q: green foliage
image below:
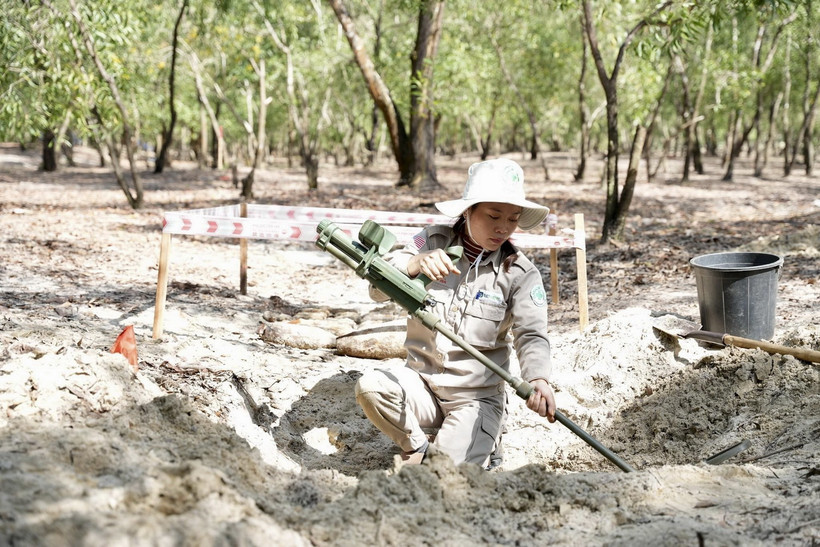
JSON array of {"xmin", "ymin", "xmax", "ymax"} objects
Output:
[
  {"xmin": 0, "ymin": 0, "xmax": 817, "ymax": 170},
  {"xmin": 0, "ymin": 2, "xmax": 74, "ymax": 142}
]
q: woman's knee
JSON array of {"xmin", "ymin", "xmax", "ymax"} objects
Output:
[
  {"xmin": 355, "ymin": 369, "xmax": 385, "ymax": 397},
  {"xmin": 355, "ymin": 369, "xmax": 400, "ymax": 408}
]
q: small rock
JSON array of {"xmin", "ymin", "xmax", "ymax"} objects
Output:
[
  {"xmin": 257, "ymin": 321, "xmax": 336, "ymax": 350},
  {"xmin": 295, "ymin": 317, "xmax": 358, "ymax": 336},
  {"xmin": 263, "ymin": 310, "xmax": 291, "ymax": 322},
  {"xmin": 335, "ymin": 320, "xmax": 407, "ymax": 359},
  {"xmin": 54, "ymin": 302, "xmax": 78, "ymax": 318},
  {"xmin": 295, "ymin": 308, "xmax": 330, "ymax": 320}
]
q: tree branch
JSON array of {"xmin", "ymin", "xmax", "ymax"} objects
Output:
[{"xmin": 612, "ymin": 0, "xmax": 674, "ymax": 82}]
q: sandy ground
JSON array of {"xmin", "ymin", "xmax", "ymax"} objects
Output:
[{"xmin": 0, "ymin": 143, "xmax": 819, "ymax": 546}]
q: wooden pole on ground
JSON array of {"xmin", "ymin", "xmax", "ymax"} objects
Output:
[
  {"xmin": 239, "ymin": 200, "xmax": 248, "ymax": 295},
  {"xmin": 575, "ymin": 213, "xmax": 589, "ymax": 331},
  {"xmin": 152, "ymin": 232, "xmax": 172, "ymax": 339},
  {"xmin": 548, "ymin": 213, "xmax": 559, "ymax": 304}
]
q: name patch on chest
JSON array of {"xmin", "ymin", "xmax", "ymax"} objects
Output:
[{"xmin": 475, "ymin": 289, "xmax": 505, "ymax": 307}]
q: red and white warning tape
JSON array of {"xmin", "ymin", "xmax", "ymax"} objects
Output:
[{"xmin": 161, "ymin": 204, "xmax": 583, "ymax": 250}]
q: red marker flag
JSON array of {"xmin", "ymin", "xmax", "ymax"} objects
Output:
[{"xmin": 111, "ymin": 325, "xmax": 138, "ymax": 372}]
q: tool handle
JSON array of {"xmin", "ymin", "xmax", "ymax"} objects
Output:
[
  {"xmin": 553, "ymin": 410, "xmax": 636, "ymax": 473},
  {"xmin": 723, "ymin": 334, "xmax": 820, "ymax": 363}
]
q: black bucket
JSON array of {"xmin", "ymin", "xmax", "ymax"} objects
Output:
[{"xmin": 690, "ymin": 252, "xmax": 784, "ymax": 340}]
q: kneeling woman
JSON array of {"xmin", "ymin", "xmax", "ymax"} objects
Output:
[{"xmin": 356, "ymin": 158, "xmax": 556, "ymax": 468}]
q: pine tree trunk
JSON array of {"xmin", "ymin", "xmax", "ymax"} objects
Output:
[
  {"xmin": 155, "ymin": 0, "xmax": 187, "ymax": 173},
  {"xmin": 612, "ymin": 125, "xmax": 647, "ymax": 240},
  {"xmin": 575, "ymin": 15, "xmax": 590, "ymax": 182},
  {"xmin": 406, "ymin": 0, "xmax": 444, "ymax": 190},
  {"xmin": 69, "ymin": 0, "xmax": 143, "ymax": 208},
  {"xmin": 42, "ymin": 130, "xmax": 58, "ymax": 172}
]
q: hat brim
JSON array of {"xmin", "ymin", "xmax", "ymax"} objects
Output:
[{"xmin": 435, "ymin": 198, "xmax": 549, "ymax": 230}]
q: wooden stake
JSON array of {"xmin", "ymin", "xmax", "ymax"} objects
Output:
[
  {"xmin": 575, "ymin": 214, "xmax": 589, "ymax": 331},
  {"xmin": 549, "ymin": 213, "xmax": 559, "ymax": 304},
  {"xmin": 152, "ymin": 232, "xmax": 172, "ymax": 340},
  {"xmin": 240, "ymin": 200, "xmax": 248, "ymax": 295}
]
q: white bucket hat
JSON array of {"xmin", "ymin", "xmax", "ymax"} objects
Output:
[{"xmin": 435, "ymin": 158, "xmax": 549, "ymax": 230}]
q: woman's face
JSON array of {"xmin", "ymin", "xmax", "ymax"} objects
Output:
[{"xmin": 466, "ymin": 202, "xmax": 522, "ymax": 251}]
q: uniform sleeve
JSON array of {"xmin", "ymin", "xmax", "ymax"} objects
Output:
[
  {"xmin": 509, "ymin": 266, "xmax": 552, "ymax": 383},
  {"xmin": 386, "ymin": 227, "xmax": 429, "ymax": 273}
]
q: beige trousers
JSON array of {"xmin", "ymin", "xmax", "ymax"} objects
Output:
[{"xmin": 355, "ymin": 365, "xmax": 504, "ymax": 467}]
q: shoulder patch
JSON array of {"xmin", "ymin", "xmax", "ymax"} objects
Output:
[{"xmin": 530, "ymin": 285, "xmax": 547, "ymax": 307}]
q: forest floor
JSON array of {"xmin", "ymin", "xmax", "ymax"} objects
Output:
[{"xmin": 0, "ymin": 143, "xmax": 818, "ymax": 546}]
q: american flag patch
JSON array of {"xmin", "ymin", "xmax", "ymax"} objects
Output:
[{"xmin": 412, "ymin": 230, "xmax": 426, "ymax": 249}]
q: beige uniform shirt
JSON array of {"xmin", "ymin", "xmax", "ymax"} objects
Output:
[{"xmin": 380, "ymin": 225, "xmax": 552, "ymax": 399}]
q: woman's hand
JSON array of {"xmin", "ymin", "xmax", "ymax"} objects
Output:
[
  {"xmin": 526, "ymin": 379, "xmax": 556, "ymax": 423},
  {"xmin": 407, "ymin": 249, "xmax": 461, "ymax": 282}
]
